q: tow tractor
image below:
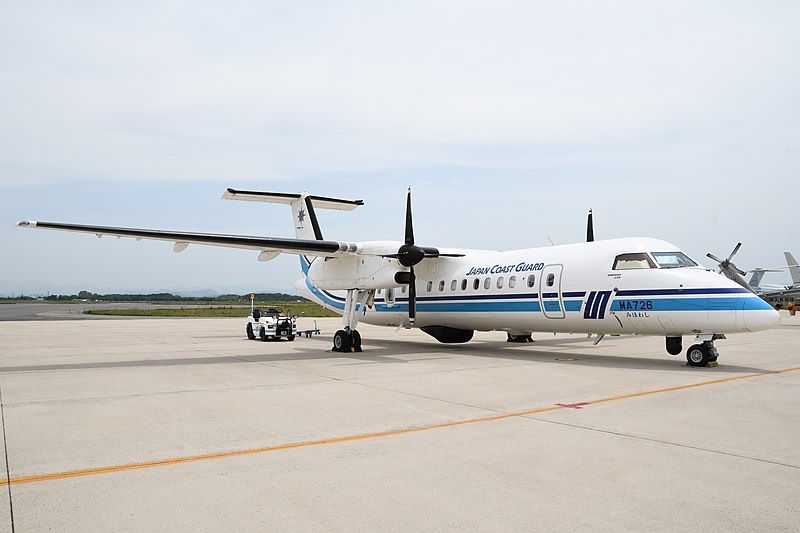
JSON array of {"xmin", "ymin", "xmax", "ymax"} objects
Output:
[{"xmin": 246, "ymin": 307, "xmax": 298, "ymax": 342}]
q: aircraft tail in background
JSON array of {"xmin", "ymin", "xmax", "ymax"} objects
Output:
[
  {"xmin": 785, "ymin": 252, "xmax": 800, "ymax": 286},
  {"xmin": 748, "ymin": 270, "xmax": 767, "ymax": 290}
]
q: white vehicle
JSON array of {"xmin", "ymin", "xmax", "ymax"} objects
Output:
[{"xmin": 246, "ymin": 308, "xmax": 297, "ymax": 342}]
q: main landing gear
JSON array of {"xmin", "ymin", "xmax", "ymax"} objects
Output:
[{"xmin": 332, "ymin": 289, "xmax": 373, "ymax": 353}]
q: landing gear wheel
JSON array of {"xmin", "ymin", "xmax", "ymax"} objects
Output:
[
  {"xmin": 351, "ymin": 330, "xmax": 362, "ymax": 352},
  {"xmin": 246, "ymin": 323, "xmax": 255, "ymax": 340},
  {"xmin": 507, "ymin": 333, "xmax": 533, "ymax": 343},
  {"xmin": 686, "ymin": 344, "xmax": 711, "ymax": 367},
  {"xmin": 333, "ymin": 329, "xmax": 351, "ymax": 352}
]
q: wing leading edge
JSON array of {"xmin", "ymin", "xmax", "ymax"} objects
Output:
[{"xmin": 16, "ymin": 221, "xmax": 355, "ymax": 257}]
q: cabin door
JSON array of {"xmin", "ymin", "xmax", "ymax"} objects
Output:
[{"xmin": 539, "ymin": 264, "xmax": 565, "ymax": 319}]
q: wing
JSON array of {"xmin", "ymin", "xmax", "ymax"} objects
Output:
[{"xmin": 16, "ymin": 221, "xmax": 357, "ymax": 257}]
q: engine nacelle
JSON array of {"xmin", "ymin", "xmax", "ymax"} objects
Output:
[{"xmin": 308, "ymin": 255, "xmax": 404, "ymax": 290}]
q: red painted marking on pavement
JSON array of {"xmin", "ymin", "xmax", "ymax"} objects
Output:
[{"xmin": 555, "ymin": 402, "xmax": 589, "ymax": 409}]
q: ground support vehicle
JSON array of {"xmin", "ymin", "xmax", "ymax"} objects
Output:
[{"xmin": 246, "ymin": 308, "xmax": 297, "ymax": 341}]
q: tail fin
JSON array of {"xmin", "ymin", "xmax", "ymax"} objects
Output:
[
  {"xmin": 748, "ymin": 270, "xmax": 766, "ymax": 290},
  {"xmin": 222, "ymin": 189, "xmax": 363, "ymax": 241},
  {"xmin": 785, "ymin": 252, "xmax": 800, "ymax": 285}
]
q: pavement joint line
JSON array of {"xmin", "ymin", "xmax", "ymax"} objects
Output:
[
  {"xmin": 3, "ymin": 365, "xmax": 799, "ymax": 487},
  {"xmin": 522, "ymin": 415, "xmax": 800, "ymax": 470}
]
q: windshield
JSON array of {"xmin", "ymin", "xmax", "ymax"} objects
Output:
[{"xmin": 651, "ymin": 251, "xmax": 698, "ymax": 269}]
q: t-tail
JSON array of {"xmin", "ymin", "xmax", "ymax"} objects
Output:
[{"xmin": 222, "ymin": 188, "xmax": 364, "ymax": 274}]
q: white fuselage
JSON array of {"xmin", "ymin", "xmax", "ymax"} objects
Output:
[{"xmin": 297, "ymin": 237, "xmax": 780, "ymax": 337}]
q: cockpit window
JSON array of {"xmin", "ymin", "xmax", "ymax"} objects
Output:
[
  {"xmin": 613, "ymin": 253, "xmax": 656, "ymax": 270},
  {"xmin": 651, "ymin": 252, "xmax": 698, "ymax": 268}
]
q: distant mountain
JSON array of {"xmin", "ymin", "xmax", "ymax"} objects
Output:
[{"xmin": 0, "ymin": 281, "xmax": 297, "ymax": 298}]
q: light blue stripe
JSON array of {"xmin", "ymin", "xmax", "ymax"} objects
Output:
[{"xmin": 612, "ymin": 297, "xmax": 773, "ymax": 312}]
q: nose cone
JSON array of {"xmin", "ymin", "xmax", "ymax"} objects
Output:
[{"xmin": 745, "ymin": 306, "xmax": 781, "ymax": 332}]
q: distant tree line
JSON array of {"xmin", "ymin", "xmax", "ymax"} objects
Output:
[{"xmin": 1, "ymin": 291, "xmax": 307, "ymax": 303}]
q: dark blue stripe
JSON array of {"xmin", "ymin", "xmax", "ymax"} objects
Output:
[
  {"xmin": 583, "ymin": 291, "xmax": 597, "ymax": 319},
  {"xmin": 418, "ymin": 293, "xmax": 536, "ymax": 302},
  {"xmin": 616, "ymin": 288, "xmax": 750, "ymax": 296}
]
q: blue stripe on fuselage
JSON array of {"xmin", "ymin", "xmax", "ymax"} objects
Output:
[{"xmin": 300, "ymin": 274, "xmax": 771, "ymax": 315}]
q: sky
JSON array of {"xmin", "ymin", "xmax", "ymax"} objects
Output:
[{"xmin": 1, "ymin": 1, "xmax": 798, "ymax": 296}]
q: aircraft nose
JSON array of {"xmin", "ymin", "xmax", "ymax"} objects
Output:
[{"xmin": 744, "ymin": 307, "xmax": 781, "ymax": 332}]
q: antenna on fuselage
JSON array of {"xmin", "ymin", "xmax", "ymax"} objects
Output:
[{"xmin": 586, "ymin": 209, "xmax": 594, "ymax": 242}]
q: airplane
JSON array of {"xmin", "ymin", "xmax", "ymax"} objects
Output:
[
  {"xmin": 707, "ymin": 244, "xmax": 800, "ymax": 308},
  {"xmin": 17, "ymin": 188, "xmax": 780, "ymax": 367}
]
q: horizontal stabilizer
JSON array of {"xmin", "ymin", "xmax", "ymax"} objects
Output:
[{"xmin": 222, "ymin": 189, "xmax": 363, "ymax": 211}]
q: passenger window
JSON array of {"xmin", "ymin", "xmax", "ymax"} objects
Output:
[
  {"xmin": 547, "ymin": 273, "xmax": 555, "ymax": 287},
  {"xmin": 613, "ymin": 253, "xmax": 656, "ymax": 270},
  {"xmin": 427, "ymin": 281, "xmax": 433, "ymax": 292},
  {"xmin": 473, "ymin": 278, "xmax": 480, "ymax": 290},
  {"xmin": 401, "ymin": 285, "xmax": 406, "ymax": 294},
  {"xmin": 484, "ymin": 277, "xmax": 491, "ymax": 290},
  {"xmin": 497, "ymin": 277, "xmax": 504, "ymax": 289},
  {"xmin": 509, "ymin": 276, "xmax": 516, "ymax": 289},
  {"xmin": 450, "ymin": 280, "xmax": 457, "ymax": 291},
  {"xmin": 527, "ymin": 275, "xmax": 535, "ymax": 288},
  {"xmin": 461, "ymin": 279, "xmax": 467, "ymax": 291},
  {"xmin": 439, "ymin": 280, "xmax": 445, "ymax": 292}
]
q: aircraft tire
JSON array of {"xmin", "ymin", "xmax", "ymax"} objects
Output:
[
  {"xmin": 686, "ymin": 344, "xmax": 710, "ymax": 367},
  {"xmin": 333, "ymin": 330, "xmax": 350, "ymax": 352},
  {"xmin": 352, "ymin": 330, "xmax": 362, "ymax": 352},
  {"xmin": 246, "ymin": 323, "xmax": 255, "ymax": 340}
]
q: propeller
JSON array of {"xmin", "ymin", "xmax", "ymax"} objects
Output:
[
  {"xmin": 707, "ymin": 243, "xmax": 755, "ymax": 293},
  {"xmin": 586, "ymin": 209, "xmax": 594, "ymax": 242},
  {"xmin": 385, "ymin": 188, "xmax": 463, "ymax": 325},
  {"xmin": 707, "ymin": 243, "xmax": 746, "ymax": 276}
]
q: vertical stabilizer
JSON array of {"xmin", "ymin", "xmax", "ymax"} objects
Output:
[
  {"xmin": 748, "ymin": 270, "xmax": 766, "ymax": 290},
  {"xmin": 785, "ymin": 252, "xmax": 800, "ymax": 285},
  {"xmin": 291, "ymin": 194, "xmax": 324, "ymax": 241}
]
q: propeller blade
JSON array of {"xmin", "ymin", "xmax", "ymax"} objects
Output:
[
  {"xmin": 408, "ymin": 266, "xmax": 416, "ymax": 325},
  {"xmin": 404, "ymin": 188, "xmax": 414, "ymax": 246},
  {"xmin": 707, "ymin": 253, "xmax": 724, "ymax": 263},
  {"xmin": 586, "ymin": 209, "xmax": 594, "ymax": 242},
  {"xmin": 727, "ymin": 242, "xmax": 742, "ymax": 261}
]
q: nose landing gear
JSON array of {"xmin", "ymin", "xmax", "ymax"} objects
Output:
[{"xmin": 686, "ymin": 338, "xmax": 721, "ymax": 367}]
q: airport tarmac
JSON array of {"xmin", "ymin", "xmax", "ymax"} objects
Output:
[{"xmin": 0, "ymin": 313, "xmax": 797, "ymax": 531}]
